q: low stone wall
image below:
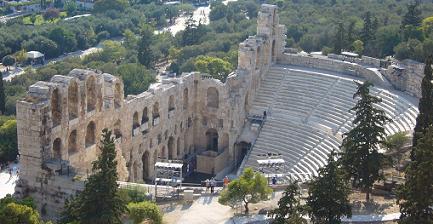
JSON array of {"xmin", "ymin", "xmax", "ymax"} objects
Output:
[
  {"xmin": 277, "ymin": 53, "xmax": 390, "ymax": 87},
  {"xmin": 196, "ymin": 149, "xmax": 229, "ymax": 175}
]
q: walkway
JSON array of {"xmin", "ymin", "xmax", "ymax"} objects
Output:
[{"xmin": 0, "ymin": 163, "xmax": 19, "ymax": 198}]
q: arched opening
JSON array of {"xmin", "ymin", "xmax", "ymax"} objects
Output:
[
  {"xmin": 153, "ymin": 102, "xmax": 160, "ymax": 118},
  {"xmin": 53, "ymin": 138, "xmax": 62, "ymax": 160},
  {"xmin": 207, "ymin": 87, "xmax": 219, "ymax": 109},
  {"xmin": 68, "ymin": 130, "xmax": 78, "ymax": 155},
  {"xmin": 68, "ymin": 81, "xmax": 79, "ymax": 120},
  {"xmin": 206, "ymin": 129, "xmax": 218, "ymax": 152},
  {"xmin": 133, "ymin": 161, "xmax": 138, "ymax": 181},
  {"xmin": 236, "ymin": 141, "xmax": 251, "ymax": 165},
  {"xmin": 142, "ymin": 151, "xmax": 150, "ymax": 180},
  {"xmin": 141, "ymin": 107, "xmax": 149, "ymax": 124},
  {"xmin": 177, "ymin": 137, "xmax": 181, "ymax": 157},
  {"xmin": 221, "ymin": 133, "xmax": 229, "ymax": 151},
  {"xmin": 183, "ymin": 88, "xmax": 188, "ymax": 110},
  {"xmin": 114, "ymin": 82, "xmax": 122, "ymax": 109},
  {"xmin": 132, "ymin": 112, "xmax": 139, "ymax": 129},
  {"xmin": 51, "ymin": 88, "xmax": 62, "ymax": 127},
  {"xmin": 85, "ymin": 121, "xmax": 96, "ymax": 147},
  {"xmin": 168, "ymin": 95, "xmax": 175, "ymax": 111},
  {"xmin": 86, "ymin": 76, "xmax": 97, "ymax": 112},
  {"xmin": 255, "ymin": 46, "xmax": 261, "ymax": 69},
  {"xmin": 272, "ymin": 40, "xmax": 276, "ymax": 61},
  {"xmin": 168, "ymin": 137, "xmax": 175, "ymax": 159},
  {"xmin": 159, "ymin": 146, "xmax": 166, "ymax": 159},
  {"xmin": 114, "ymin": 120, "xmax": 122, "ymax": 139}
]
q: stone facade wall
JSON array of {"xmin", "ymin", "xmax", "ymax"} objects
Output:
[
  {"xmin": 381, "ymin": 59, "xmax": 424, "ymax": 98},
  {"xmin": 15, "ymin": 4, "xmax": 286, "ymax": 218}
]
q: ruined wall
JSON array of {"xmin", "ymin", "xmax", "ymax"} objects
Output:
[
  {"xmin": 381, "ymin": 59, "xmax": 424, "ymax": 98},
  {"xmin": 15, "ymin": 4, "xmax": 286, "ymax": 218}
]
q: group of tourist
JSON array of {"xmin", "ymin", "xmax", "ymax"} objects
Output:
[{"xmin": 204, "ymin": 176, "xmax": 231, "ymax": 194}]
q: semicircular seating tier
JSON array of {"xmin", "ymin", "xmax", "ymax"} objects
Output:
[{"xmin": 245, "ymin": 65, "xmax": 419, "ymax": 182}]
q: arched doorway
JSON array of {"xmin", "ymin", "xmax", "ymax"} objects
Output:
[
  {"xmin": 206, "ymin": 129, "xmax": 218, "ymax": 152},
  {"xmin": 85, "ymin": 121, "xmax": 96, "ymax": 147},
  {"xmin": 53, "ymin": 138, "xmax": 62, "ymax": 160},
  {"xmin": 142, "ymin": 151, "xmax": 150, "ymax": 181},
  {"xmin": 168, "ymin": 137, "xmax": 175, "ymax": 159},
  {"xmin": 68, "ymin": 130, "xmax": 77, "ymax": 155}
]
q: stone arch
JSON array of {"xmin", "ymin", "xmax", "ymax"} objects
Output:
[
  {"xmin": 221, "ymin": 133, "xmax": 229, "ymax": 151},
  {"xmin": 183, "ymin": 88, "xmax": 189, "ymax": 110},
  {"xmin": 159, "ymin": 145, "xmax": 166, "ymax": 159},
  {"xmin": 86, "ymin": 76, "xmax": 97, "ymax": 112},
  {"xmin": 168, "ymin": 95, "xmax": 175, "ymax": 111},
  {"xmin": 177, "ymin": 137, "xmax": 181, "ymax": 157},
  {"xmin": 114, "ymin": 120, "xmax": 122, "ymax": 139},
  {"xmin": 141, "ymin": 107, "xmax": 149, "ymax": 124},
  {"xmin": 53, "ymin": 138, "xmax": 62, "ymax": 160},
  {"xmin": 132, "ymin": 112, "xmax": 139, "ymax": 129},
  {"xmin": 114, "ymin": 82, "xmax": 122, "ymax": 109},
  {"xmin": 206, "ymin": 128, "xmax": 218, "ymax": 151},
  {"xmin": 207, "ymin": 87, "xmax": 219, "ymax": 109},
  {"xmin": 68, "ymin": 81, "xmax": 79, "ymax": 120},
  {"xmin": 85, "ymin": 121, "xmax": 96, "ymax": 147},
  {"xmin": 142, "ymin": 151, "xmax": 150, "ymax": 180},
  {"xmin": 153, "ymin": 102, "xmax": 160, "ymax": 118},
  {"xmin": 168, "ymin": 137, "xmax": 175, "ymax": 159},
  {"xmin": 68, "ymin": 130, "xmax": 78, "ymax": 155},
  {"xmin": 255, "ymin": 46, "xmax": 261, "ymax": 69},
  {"xmin": 51, "ymin": 88, "xmax": 62, "ymax": 127},
  {"xmin": 272, "ymin": 40, "xmax": 276, "ymax": 61}
]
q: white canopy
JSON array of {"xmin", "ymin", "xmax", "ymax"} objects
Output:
[{"xmin": 26, "ymin": 51, "xmax": 44, "ymax": 59}]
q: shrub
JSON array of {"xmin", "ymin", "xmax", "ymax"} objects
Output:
[{"xmin": 127, "ymin": 201, "xmax": 162, "ymax": 224}]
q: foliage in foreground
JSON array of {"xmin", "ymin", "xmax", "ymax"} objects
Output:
[
  {"xmin": 61, "ymin": 129, "xmax": 127, "ymax": 224},
  {"xmin": 307, "ymin": 152, "xmax": 352, "ymax": 224},
  {"xmin": 218, "ymin": 167, "xmax": 272, "ymax": 214},
  {"xmin": 0, "ymin": 194, "xmax": 43, "ymax": 224},
  {"xmin": 398, "ymin": 126, "xmax": 433, "ymax": 224},
  {"xmin": 127, "ymin": 201, "xmax": 162, "ymax": 224},
  {"xmin": 0, "ymin": 115, "xmax": 17, "ymax": 163},
  {"xmin": 268, "ymin": 182, "xmax": 307, "ymax": 224}
]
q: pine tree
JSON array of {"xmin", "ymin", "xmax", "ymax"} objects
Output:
[
  {"xmin": 269, "ymin": 182, "xmax": 307, "ymax": 224},
  {"xmin": 0, "ymin": 76, "xmax": 5, "ymax": 115},
  {"xmin": 307, "ymin": 152, "xmax": 352, "ymax": 224},
  {"xmin": 398, "ymin": 126, "xmax": 433, "ymax": 224},
  {"xmin": 61, "ymin": 129, "xmax": 127, "ymax": 224},
  {"xmin": 334, "ymin": 22, "xmax": 345, "ymax": 54},
  {"xmin": 340, "ymin": 81, "xmax": 390, "ymax": 201},
  {"xmin": 412, "ymin": 55, "xmax": 433, "ymax": 158}
]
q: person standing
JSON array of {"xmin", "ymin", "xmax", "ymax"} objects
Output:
[
  {"xmin": 205, "ymin": 179, "xmax": 210, "ymax": 193},
  {"xmin": 210, "ymin": 178, "xmax": 215, "ymax": 194},
  {"xmin": 223, "ymin": 176, "xmax": 229, "ymax": 188}
]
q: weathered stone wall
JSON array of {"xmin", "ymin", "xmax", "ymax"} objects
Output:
[
  {"xmin": 381, "ymin": 59, "xmax": 424, "ymax": 98},
  {"xmin": 15, "ymin": 4, "xmax": 286, "ymax": 219}
]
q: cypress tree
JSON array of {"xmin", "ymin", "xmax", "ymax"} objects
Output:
[
  {"xmin": 307, "ymin": 152, "xmax": 352, "ymax": 224},
  {"xmin": 398, "ymin": 126, "xmax": 433, "ymax": 224},
  {"xmin": 334, "ymin": 22, "xmax": 345, "ymax": 54},
  {"xmin": 340, "ymin": 81, "xmax": 390, "ymax": 201},
  {"xmin": 269, "ymin": 181, "xmax": 306, "ymax": 224},
  {"xmin": 0, "ymin": 76, "xmax": 5, "ymax": 115},
  {"xmin": 412, "ymin": 55, "xmax": 433, "ymax": 158},
  {"xmin": 61, "ymin": 129, "xmax": 127, "ymax": 224},
  {"xmin": 361, "ymin": 12, "xmax": 374, "ymax": 44}
]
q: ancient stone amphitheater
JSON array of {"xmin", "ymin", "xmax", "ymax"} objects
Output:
[{"xmin": 15, "ymin": 4, "xmax": 420, "ymax": 217}]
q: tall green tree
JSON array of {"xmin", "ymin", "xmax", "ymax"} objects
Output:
[
  {"xmin": 334, "ymin": 22, "xmax": 345, "ymax": 54},
  {"xmin": 269, "ymin": 182, "xmax": 307, "ymax": 224},
  {"xmin": 398, "ymin": 126, "xmax": 433, "ymax": 224},
  {"xmin": 218, "ymin": 168, "xmax": 272, "ymax": 214},
  {"xmin": 361, "ymin": 12, "xmax": 374, "ymax": 44},
  {"xmin": 0, "ymin": 77, "xmax": 5, "ymax": 115},
  {"xmin": 401, "ymin": 1, "xmax": 422, "ymax": 28},
  {"xmin": 307, "ymin": 152, "xmax": 352, "ymax": 224},
  {"xmin": 137, "ymin": 26, "xmax": 155, "ymax": 68},
  {"xmin": 61, "ymin": 129, "xmax": 127, "ymax": 224},
  {"xmin": 412, "ymin": 55, "xmax": 433, "ymax": 157},
  {"xmin": 340, "ymin": 81, "xmax": 390, "ymax": 201}
]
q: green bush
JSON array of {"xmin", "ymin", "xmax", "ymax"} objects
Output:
[{"xmin": 127, "ymin": 201, "xmax": 162, "ymax": 224}]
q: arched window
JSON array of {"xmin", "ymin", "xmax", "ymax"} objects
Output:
[
  {"xmin": 85, "ymin": 121, "xmax": 96, "ymax": 147},
  {"xmin": 207, "ymin": 87, "xmax": 219, "ymax": 109},
  {"xmin": 51, "ymin": 88, "xmax": 62, "ymax": 127},
  {"xmin": 114, "ymin": 120, "xmax": 122, "ymax": 139},
  {"xmin": 168, "ymin": 137, "xmax": 175, "ymax": 159},
  {"xmin": 86, "ymin": 76, "xmax": 96, "ymax": 112},
  {"xmin": 68, "ymin": 81, "xmax": 78, "ymax": 120},
  {"xmin": 153, "ymin": 102, "xmax": 160, "ymax": 118},
  {"xmin": 168, "ymin": 95, "xmax": 175, "ymax": 111},
  {"xmin": 132, "ymin": 112, "xmax": 139, "ymax": 129},
  {"xmin": 114, "ymin": 82, "xmax": 122, "ymax": 109},
  {"xmin": 206, "ymin": 129, "xmax": 218, "ymax": 152},
  {"xmin": 142, "ymin": 151, "xmax": 150, "ymax": 181},
  {"xmin": 183, "ymin": 88, "xmax": 188, "ymax": 110},
  {"xmin": 141, "ymin": 107, "xmax": 149, "ymax": 124},
  {"xmin": 53, "ymin": 138, "xmax": 62, "ymax": 160},
  {"xmin": 68, "ymin": 130, "xmax": 77, "ymax": 155}
]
